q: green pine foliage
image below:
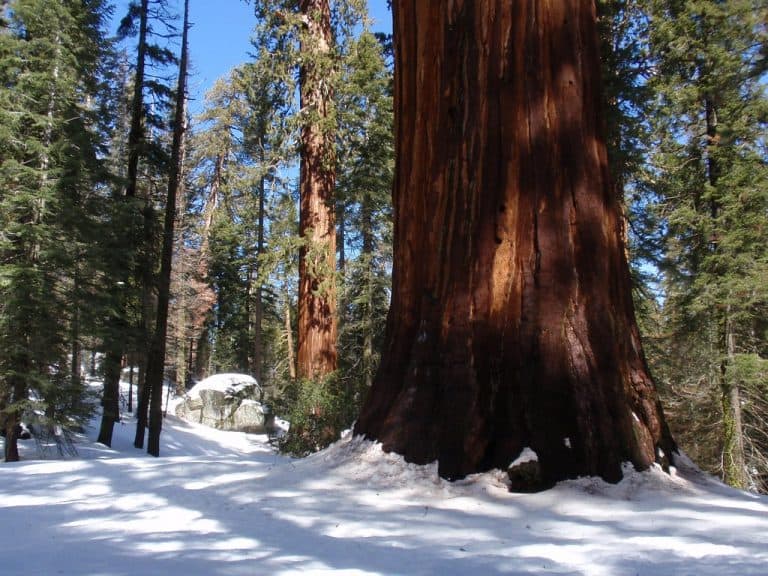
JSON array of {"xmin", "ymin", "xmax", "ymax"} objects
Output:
[
  {"xmin": 180, "ymin": 3, "xmax": 392, "ymax": 456},
  {"xmin": 336, "ymin": 30, "xmax": 394, "ymax": 415},
  {"xmin": 279, "ymin": 27, "xmax": 395, "ymax": 456},
  {"xmin": 207, "ymin": 207, "xmax": 252, "ymax": 372},
  {"xmin": 642, "ymin": 0, "xmax": 768, "ymax": 491},
  {"xmin": 184, "ymin": 66, "xmax": 293, "ymax": 382},
  {"xmin": 0, "ymin": 0, "xmax": 112, "ymax": 459},
  {"xmin": 594, "ymin": 0, "xmax": 768, "ymax": 492},
  {"xmin": 262, "ymin": 191, "xmax": 303, "ymax": 386},
  {"xmin": 101, "ymin": 0, "xmax": 181, "ymax": 449},
  {"xmin": 277, "ymin": 372, "xmax": 354, "ymax": 457}
]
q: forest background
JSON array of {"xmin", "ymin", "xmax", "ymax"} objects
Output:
[{"xmin": 0, "ymin": 0, "xmax": 766, "ymax": 494}]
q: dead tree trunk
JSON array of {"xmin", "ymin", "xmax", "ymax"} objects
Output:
[
  {"xmin": 250, "ymin": 147, "xmax": 267, "ymax": 383},
  {"xmin": 354, "ymin": 0, "xmax": 676, "ymax": 485},
  {"xmin": 285, "ymin": 297, "xmax": 297, "ymax": 381},
  {"xmin": 361, "ymin": 198, "xmax": 375, "ymax": 392},
  {"xmin": 297, "ymin": 0, "xmax": 338, "ymax": 380}
]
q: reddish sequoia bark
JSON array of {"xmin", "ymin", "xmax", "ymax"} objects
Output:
[
  {"xmin": 297, "ymin": 0, "xmax": 338, "ymax": 380},
  {"xmin": 354, "ymin": 0, "xmax": 676, "ymax": 484}
]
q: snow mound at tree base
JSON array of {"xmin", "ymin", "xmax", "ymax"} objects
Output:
[{"xmin": 305, "ymin": 433, "xmax": 726, "ymax": 503}]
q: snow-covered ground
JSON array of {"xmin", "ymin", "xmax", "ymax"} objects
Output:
[{"xmin": 1, "ymin": 385, "xmax": 767, "ymax": 576}]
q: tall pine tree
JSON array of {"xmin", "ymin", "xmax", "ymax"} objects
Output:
[
  {"xmin": 0, "ymin": 0, "xmax": 112, "ymax": 460},
  {"xmin": 646, "ymin": 0, "xmax": 768, "ymax": 491},
  {"xmin": 336, "ymin": 30, "xmax": 394, "ymax": 417},
  {"xmin": 143, "ymin": 0, "xmax": 190, "ymax": 457}
]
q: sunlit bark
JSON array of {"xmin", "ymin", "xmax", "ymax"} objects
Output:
[
  {"xmin": 355, "ymin": 0, "xmax": 676, "ymax": 485},
  {"xmin": 297, "ymin": 0, "xmax": 338, "ymax": 380}
]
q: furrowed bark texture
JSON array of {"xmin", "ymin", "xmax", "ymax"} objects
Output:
[
  {"xmin": 354, "ymin": 0, "xmax": 676, "ymax": 483},
  {"xmin": 297, "ymin": 0, "xmax": 338, "ymax": 380}
]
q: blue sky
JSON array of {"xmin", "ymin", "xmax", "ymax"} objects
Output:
[{"xmin": 112, "ymin": 1, "xmax": 392, "ymax": 115}]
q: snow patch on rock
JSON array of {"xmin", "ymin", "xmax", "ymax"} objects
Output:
[{"xmin": 186, "ymin": 373, "xmax": 261, "ymax": 400}]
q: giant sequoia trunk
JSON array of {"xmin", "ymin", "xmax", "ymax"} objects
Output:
[
  {"xmin": 297, "ymin": 0, "xmax": 338, "ymax": 380},
  {"xmin": 354, "ymin": 0, "xmax": 676, "ymax": 485}
]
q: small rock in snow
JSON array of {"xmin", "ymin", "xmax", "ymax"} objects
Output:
[{"xmin": 508, "ymin": 447, "xmax": 549, "ymax": 493}]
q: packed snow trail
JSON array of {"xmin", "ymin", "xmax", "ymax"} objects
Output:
[{"xmin": 1, "ymin": 407, "xmax": 767, "ymax": 575}]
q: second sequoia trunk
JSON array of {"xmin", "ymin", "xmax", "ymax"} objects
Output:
[
  {"xmin": 297, "ymin": 0, "xmax": 338, "ymax": 380},
  {"xmin": 354, "ymin": 0, "xmax": 675, "ymax": 484}
]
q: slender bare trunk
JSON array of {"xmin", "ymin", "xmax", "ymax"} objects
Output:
[
  {"xmin": 106, "ymin": 0, "xmax": 149, "ymax": 446},
  {"xmin": 97, "ymin": 347, "xmax": 122, "ymax": 446},
  {"xmin": 126, "ymin": 0, "xmax": 149, "ymax": 201},
  {"xmin": 285, "ymin": 298, "xmax": 297, "ymax": 381},
  {"xmin": 3, "ymin": 380, "xmax": 23, "ymax": 461},
  {"xmin": 721, "ymin": 305, "xmax": 748, "ymax": 487},
  {"xmin": 199, "ymin": 152, "xmax": 225, "ymax": 266},
  {"xmin": 70, "ymin": 270, "xmax": 82, "ymax": 390},
  {"xmin": 173, "ymin": 194, "xmax": 188, "ymax": 393},
  {"xmin": 361, "ymin": 199, "xmax": 375, "ymax": 392},
  {"xmin": 251, "ymin": 171, "xmax": 266, "ymax": 382},
  {"xmin": 337, "ymin": 208, "xmax": 346, "ymax": 275},
  {"xmin": 145, "ymin": 0, "xmax": 189, "ymax": 456},
  {"xmin": 127, "ymin": 364, "xmax": 134, "ymax": 412}
]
